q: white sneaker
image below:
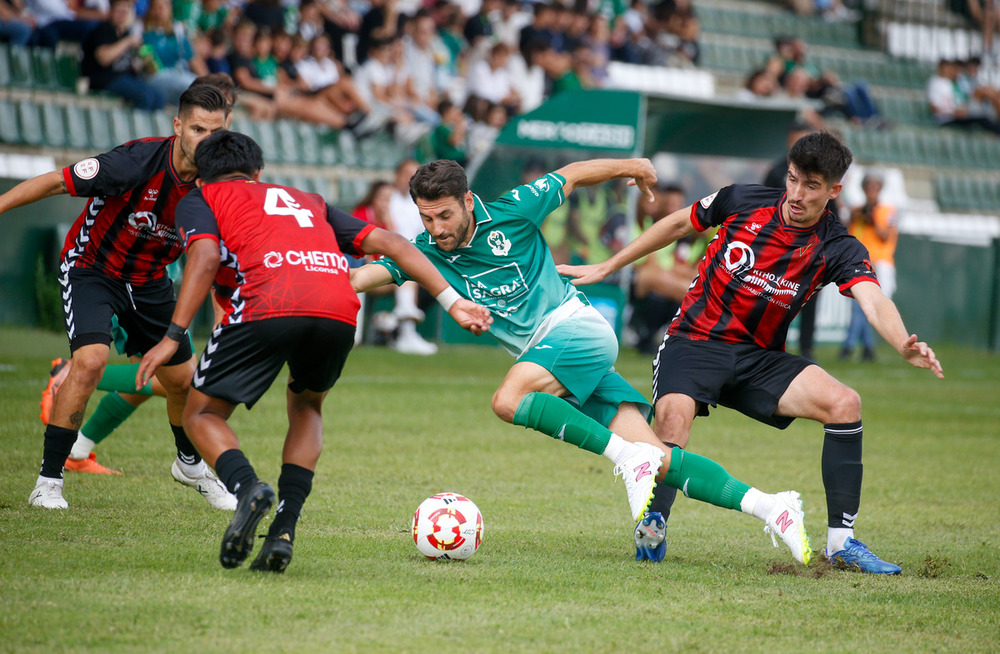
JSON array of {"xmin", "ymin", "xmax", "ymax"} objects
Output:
[
  {"xmin": 763, "ymin": 490, "xmax": 812, "ymax": 565},
  {"xmin": 393, "ymin": 331, "xmax": 438, "ymax": 355},
  {"xmin": 171, "ymin": 460, "xmax": 237, "ymax": 511},
  {"xmin": 29, "ymin": 478, "xmax": 68, "ymax": 509},
  {"xmin": 613, "ymin": 442, "xmax": 663, "ymax": 521}
]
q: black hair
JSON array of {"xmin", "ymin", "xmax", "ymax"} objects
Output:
[
  {"xmin": 409, "ymin": 159, "xmax": 468, "ymax": 203},
  {"xmin": 189, "ymin": 72, "xmax": 237, "ymax": 108},
  {"xmin": 194, "ymin": 130, "xmax": 264, "ymax": 183},
  {"xmin": 787, "ymin": 131, "xmax": 852, "ymax": 185},
  {"xmin": 178, "ymin": 83, "xmax": 230, "ymax": 119}
]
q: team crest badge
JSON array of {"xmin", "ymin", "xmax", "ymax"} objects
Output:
[
  {"xmin": 487, "ymin": 230, "xmax": 511, "ymax": 256},
  {"xmin": 533, "ymin": 177, "xmax": 550, "ymax": 192}
]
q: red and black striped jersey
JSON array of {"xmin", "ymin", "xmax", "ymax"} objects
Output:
[
  {"xmin": 175, "ymin": 179, "xmax": 375, "ymax": 326},
  {"xmin": 668, "ymin": 184, "xmax": 879, "ymax": 350},
  {"xmin": 60, "ymin": 137, "xmax": 195, "ymax": 285}
]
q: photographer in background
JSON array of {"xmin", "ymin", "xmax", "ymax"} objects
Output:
[{"xmin": 840, "ymin": 172, "xmax": 898, "ymax": 362}]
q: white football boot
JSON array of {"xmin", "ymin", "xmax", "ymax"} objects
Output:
[
  {"xmin": 29, "ymin": 478, "xmax": 69, "ymax": 509},
  {"xmin": 614, "ymin": 442, "xmax": 664, "ymax": 521},
  {"xmin": 763, "ymin": 490, "xmax": 812, "ymax": 565},
  {"xmin": 171, "ymin": 460, "xmax": 238, "ymax": 511}
]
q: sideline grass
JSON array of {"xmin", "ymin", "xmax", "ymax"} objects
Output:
[{"xmin": 1, "ymin": 327, "xmax": 998, "ymax": 653}]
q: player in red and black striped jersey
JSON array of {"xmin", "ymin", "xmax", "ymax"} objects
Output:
[
  {"xmin": 0, "ymin": 85, "xmax": 235, "ymax": 511},
  {"xmin": 560, "ymin": 132, "xmax": 943, "ymax": 573},
  {"xmin": 136, "ymin": 131, "xmax": 491, "ymax": 572}
]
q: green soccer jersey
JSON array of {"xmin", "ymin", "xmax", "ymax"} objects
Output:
[{"xmin": 374, "ymin": 172, "xmax": 589, "ymax": 355}]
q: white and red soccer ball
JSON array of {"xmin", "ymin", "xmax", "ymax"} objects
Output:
[{"xmin": 412, "ymin": 492, "xmax": 484, "ymax": 561}]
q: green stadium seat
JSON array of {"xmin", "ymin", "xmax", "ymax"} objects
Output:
[
  {"xmin": 8, "ymin": 45, "xmax": 32, "ymax": 86},
  {"xmin": 131, "ymin": 109, "xmax": 156, "ymax": 139},
  {"xmin": 86, "ymin": 105, "xmax": 114, "ymax": 151},
  {"xmin": 296, "ymin": 123, "xmax": 322, "ymax": 166},
  {"xmin": 31, "ymin": 48, "xmax": 59, "ymax": 90},
  {"xmin": 273, "ymin": 119, "xmax": 299, "ymax": 164},
  {"xmin": 0, "ymin": 100, "xmax": 21, "ymax": 144},
  {"xmin": 56, "ymin": 52, "xmax": 79, "ymax": 91},
  {"xmin": 41, "ymin": 102, "xmax": 67, "ymax": 148},
  {"xmin": 229, "ymin": 115, "xmax": 254, "ymax": 139},
  {"xmin": 0, "ymin": 45, "xmax": 10, "ymax": 87},
  {"xmin": 152, "ymin": 110, "xmax": 174, "ymax": 137},
  {"xmin": 337, "ymin": 131, "xmax": 359, "ymax": 167},
  {"xmin": 64, "ymin": 104, "xmax": 90, "ymax": 150},
  {"xmin": 254, "ymin": 119, "xmax": 279, "ymax": 161},
  {"xmin": 17, "ymin": 101, "xmax": 44, "ymax": 147},
  {"xmin": 109, "ymin": 107, "xmax": 135, "ymax": 144}
]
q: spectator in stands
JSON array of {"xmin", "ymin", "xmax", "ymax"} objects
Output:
[
  {"xmin": 142, "ymin": 0, "xmax": 207, "ymax": 104},
  {"xmin": 465, "ymin": 100, "xmax": 506, "ymax": 174},
  {"xmin": 841, "ymin": 172, "xmax": 898, "ymax": 362},
  {"xmin": 355, "ymin": 35, "xmax": 421, "ymax": 138},
  {"xmin": 467, "ymin": 41, "xmax": 520, "ymax": 114},
  {"xmin": 242, "ymin": 0, "xmax": 284, "ymax": 33},
  {"xmin": 296, "ymin": 32, "xmax": 372, "ymax": 125},
  {"xmin": 432, "ymin": 0, "xmax": 465, "ymax": 75},
  {"xmin": 296, "ymin": 0, "xmax": 324, "ymax": 43},
  {"xmin": 203, "ymin": 27, "xmax": 230, "ymax": 75},
  {"xmin": 81, "ymin": 0, "xmax": 165, "ymax": 110},
  {"xmin": 519, "ymin": 2, "xmax": 559, "ymax": 59},
  {"xmin": 356, "ymin": 0, "xmax": 398, "ymax": 64},
  {"xmin": 958, "ymin": 56, "xmax": 1000, "ymax": 119},
  {"xmin": 0, "ymin": 0, "xmax": 33, "ymax": 45},
  {"xmin": 402, "ymin": 9, "xmax": 448, "ymax": 125},
  {"xmin": 228, "ymin": 19, "xmax": 348, "ymax": 128},
  {"xmin": 962, "ymin": 0, "xmax": 1000, "ymax": 58},
  {"xmin": 628, "ymin": 182, "xmax": 703, "ymax": 354},
  {"xmin": 25, "ymin": 0, "xmax": 105, "ymax": 48},
  {"xmin": 386, "ymin": 158, "xmax": 439, "ymax": 355},
  {"xmin": 551, "ymin": 43, "xmax": 596, "ymax": 95},
  {"xmin": 429, "ymin": 99, "xmax": 467, "ymax": 165},
  {"xmin": 463, "ymin": 0, "xmax": 498, "ymax": 49},
  {"xmin": 196, "ymin": 0, "xmax": 236, "ymax": 35},
  {"xmin": 928, "ymin": 57, "xmax": 1000, "ymax": 134},
  {"xmin": 493, "ymin": 0, "xmax": 529, "ymax": 49},
  {"xmin": 774, "ymin": 36, "xmax": 882, "ymax": 125},
  {"xmin": 352, "ymin": 180, "xmax": 395, "ymax": 233}
]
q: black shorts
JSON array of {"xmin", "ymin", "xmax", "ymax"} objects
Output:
[
  {"xmin": 652, "ymin": 337, "xmax": 813, "ymax": 429},
  {"xmin": 193, "ymin": 316, "xmax": 356, "ymax": 409},
  {"xmin": 60, "ymin": 265, "xmax": 193, "ymax": 366}
]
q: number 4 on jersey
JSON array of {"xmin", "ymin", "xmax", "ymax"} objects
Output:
[{"xmin": 264, "ymin": 186, "xmax": 314, "ymax": 227}]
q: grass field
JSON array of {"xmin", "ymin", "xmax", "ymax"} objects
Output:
[{"xmin": 1, "ymin": 326, "xmax": 998, "ymax": 653}]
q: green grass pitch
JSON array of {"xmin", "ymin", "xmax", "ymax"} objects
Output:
[{"xmin": 1, "ymin": 327, "xmax": 998, "ymax": 652}]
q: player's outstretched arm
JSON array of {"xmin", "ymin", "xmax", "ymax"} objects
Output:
[
  {"xmin": 557, "ymin": 204, "xmax": 695, "ymax": 286},
  {"xmin": 555, "ymin": 157, "xmax": 657, "ymax": 200},
  {"xmin": 136, "ymin": 239, "xmax": 221, "ymax": 387},
  {"xmin": 358, "ymin": 227, "xmax": 492, "ymax": 334},
  {"xmin": 852, "ymin": 281, "xmax": 944, "ymax": 379},
  {"xmin": 0, "ymin": 171, "xmax": 66, "ymax": 216}
]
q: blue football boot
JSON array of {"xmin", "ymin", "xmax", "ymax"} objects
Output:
[
  {"xmin": 824, "ymin": 538, "xmax": 902, "ymax": 574},
  {"xmin": 634, "ymin": 511, "xmax": 667, "ymax": 562}
]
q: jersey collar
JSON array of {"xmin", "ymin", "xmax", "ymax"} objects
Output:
[{"xmin": 167, "ymin": 136, "xmax": 197, "ymax": 188}]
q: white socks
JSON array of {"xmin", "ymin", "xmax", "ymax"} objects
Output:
[
  {"xmin": 176, "ymin": 457, "xmax": 208, "ymax": 478},
  {"xmin": 827, "ymin": 528, "xmax": 854, "ymax": 554},
  {"xmin": 740, "ymin": 488, "xmax": 777, "ymax": 521},
  {"xmin": 602, "ymin": 433, "xmax": 629, "ymax": 464},
  {"xmin": 69, "ymin": 433, "xmax": 95, "ymax": 460}
]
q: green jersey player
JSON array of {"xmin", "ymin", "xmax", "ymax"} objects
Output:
[{"xmin": 350, "ymin": 159, "xmax": 813, "ymax": 564}]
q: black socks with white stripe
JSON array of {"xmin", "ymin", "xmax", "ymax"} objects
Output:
[{"xmin": 822, "ymin": 420, "xmax": 863, "ymax": 553}]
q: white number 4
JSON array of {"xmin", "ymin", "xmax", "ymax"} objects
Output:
[{"xmin": 264, "ymin": 186, "xmax": 314, "ymax": 227}]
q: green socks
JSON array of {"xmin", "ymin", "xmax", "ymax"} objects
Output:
[
  {"xmin": 81, "ymin": 391, "xmax": 138, "ymax": 444},
  {"xmin": 662, "ymin": 447, "xmax": 751, "ymax": 511},
  {"xmin": 97, "ymin": 363, "xmax": 153, "ymax": 396},
  {"xmin": 512, "ymin": 392, "xmax": 612, "ymax": 456}
]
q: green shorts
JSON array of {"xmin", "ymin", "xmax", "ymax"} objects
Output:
[{"xmin": 518, "ymin": 306, "xmax": 652, "ymax": 428}]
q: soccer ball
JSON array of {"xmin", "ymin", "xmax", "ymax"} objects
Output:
[{"xmin": 412, "ymin": 492, "xmax": 484, "ymax": 561}]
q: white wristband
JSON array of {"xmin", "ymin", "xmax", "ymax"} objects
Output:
[{"xmin": 435, "ymin": 287, "xmax": 461, "ymax": 312}]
